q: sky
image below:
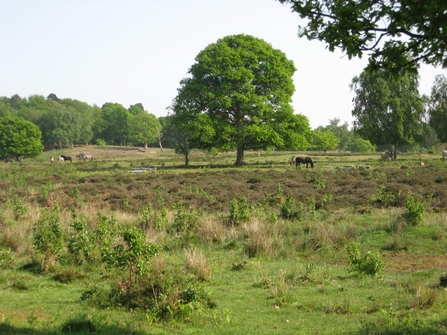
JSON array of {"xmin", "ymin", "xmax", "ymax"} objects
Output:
[{"xmin": 1, "ymin": 0, "xmax": 445, "ymax": 129}]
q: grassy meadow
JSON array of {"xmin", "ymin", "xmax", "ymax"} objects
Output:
[{"xmin": 1, "ymin": 146, "xmax": 447, "ymax": 334}]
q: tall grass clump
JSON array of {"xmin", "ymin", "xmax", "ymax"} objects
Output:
[
  {"xmin": 243, "ymin": 219, "xmax": 283, "ymax": 258},
  {"xmin": 184, "ymin": 248, "xmax": 212, "ymax": 281}
]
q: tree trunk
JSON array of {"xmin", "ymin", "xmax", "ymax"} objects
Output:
[
  {"xmin": 184, "ymin": 152, "xmax": 190, "ymax": 167},
  {"xmin": 234, "ymin": 146, "xmax": 245, "ymax": 166},
  {"xmin": 158, "ymin": 137, "xmax": 163, "ymax": 152},
  {"xmin": 144, "ymin": 143, "xmax": 148, "ymax": 150}
]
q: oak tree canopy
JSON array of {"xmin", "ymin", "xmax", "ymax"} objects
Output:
[
  {"xmin": 171, "ymin": 34, "xmax": 311, "ymax": 166},
  {"xmin": 278, "ymin": 0, "xmax": 447, "ymax": 73}
]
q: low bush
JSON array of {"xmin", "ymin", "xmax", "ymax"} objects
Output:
[
  {"xmin": 402, "ymin": 195, "xmax": 425, "ymax": 226},
  {"xmin": 347, "ymin": 242, "xmax": 384, "ymax": 277}
]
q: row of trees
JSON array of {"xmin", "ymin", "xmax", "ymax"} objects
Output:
[
  {"xmin": 0, "ymin": 96, "xmax": 161, "ymax": 151},
  {"xmin": 1, "ymin": 67, "xmax": 446, "ymax": 164}
]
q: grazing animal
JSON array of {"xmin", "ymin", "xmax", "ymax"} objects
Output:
[
  {"xmin": 50, "ymin": 156, "xmax": 54, "ymax": 163},
  {"xmin": 60, "ymin": 155, "xmax": 72, "ymax": 162},
  {"xmin": 76, "ymin": 152, "xmax": 92, "ymax": 161},
  {"xmin": 5, "ymin": 157, "xmax": 13, "ymax": 163},
  {"xmin": 291, "ymin": 156, "xmax": 314, "ymax": 168},
  {"xmin": 82, "ymin": 154, "xmax": 92, "ymax": 160},
  {"xmin": 381, "ymin": 152, "xmax": 392, "ymax": 161},
  {"xmin": 58, "ymin": 156, "xmax": 64, "ymax": 162},
  {"xmin": 442, "ymin": 150, "xmax": 447, "ymax": 160}
]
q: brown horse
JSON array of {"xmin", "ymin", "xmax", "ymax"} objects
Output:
[{"xmin": 291, "ymin": 156, "xmax": 314, "ymax": 168}]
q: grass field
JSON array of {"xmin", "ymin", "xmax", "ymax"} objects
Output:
[{"xmin": 1, "ymin": 147, "xmax": 447, "ymax": 334}]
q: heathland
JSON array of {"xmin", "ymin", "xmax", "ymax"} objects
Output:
[{"xmin": 1, "ymin": 147, "xmax": 447, "ymax": 335}]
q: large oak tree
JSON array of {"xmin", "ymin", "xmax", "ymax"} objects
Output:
[
  {"xmin": 171, "ymin": 34, "xmax": 310, "ymax": 166},
  {"xmin": 277, "ymin": 0, "xmax": 447, "ymax": 72}
]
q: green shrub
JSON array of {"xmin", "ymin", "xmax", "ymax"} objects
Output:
[
  {"xmin": 228, "ymin": 197, "xmax": 250, "ymax": 226},
  {"xmin": 402, "ymin": 195, "xmax": 425, "ymax": 226},
  {"xmin": 0, "ymin": 247, "xmax": 14, "ymax": 269},
  {"xmin": 32, "ymin": 207, "xmax": 64, "ymax": 272},
  {"xmin": 13, "ymin": 197, "xmax": 28, "ymax": 220},
  {"xmin": 171, "ymin": 202, "xmax": 202, "ymax": 233},
  {"xmin": 102, "ymin": 226, "xmax": 158, "ymax": 283},
  {"xmin": 279, "ymin": 195, "xmax": 296, "ymax": 220},
  {"xmin": 368, "ymin": 187, "xmax": 401, "ymax": 207},
  {"xmin": 347, "ymin": 242, "xmax": 384, "ymax": 277},
  {"xmin": 67, "ymin": 208, "xmax": 94, "ymax": 265}
]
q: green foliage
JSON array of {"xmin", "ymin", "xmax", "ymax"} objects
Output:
[
  {"xmin": 0, "ymin": 247, "xmax": 14, "ymax": 269},
  {"xmin": 228, "ymin": 197, "xmax": 251, "ymax": 226},
  {"xmin": 311, "ymin": 128, "xmax": 339, "ymax": 152},
  {"xmin": 403, "ymin": 195, "xmax": 425, "ymax": 226},
  {"xmin": 94, "ymin": 213, "xmax": 119, "ymax": 262},
  {"xmin": 171, "ymin": 34, "xmax": 310, "ymax": 165},
  {"xmin": 100, "ymin": 103, "xmax": 130, "ymax": 145},
  {"xmin": 171, "ymin": 202, "xmax": 202, "ymax": 234},
  {"xmin": 347, "ymin": 242, "xmax": 384, "ymax": 277},
  {"xmin": 12, "ymin": 197, "xmax": 28, "ymax": 220},
  {"xmin": 67, "ymin": 208, "xmax": 94, "ymax": 265},
  {"xmin": 128, "ymin": 112, "xmax": 160, "ymax": 148},
  {"xmin": 279, "ymin": 195, "xmax": 296, "ymax": 220},
  {"xmin": 0, "ymin": 116, "xmax": 44, "ymax": 159},
  {"xmin": 369, "ymin": 187, "xmax": 401, "ymax": 208},
  {"xmin": 268, "ymin": 183, "xmax": 285, "ymax": 205},
  {"xmin": 346, "ymin": 135, "xmax": 376, "ymax": 152},
  {"xmin": 32, "ymin": 207, "xmax": 64, "ymax": 272},
  {"xmin": 350, "ymin": 69, "xmax": 425, "ymax": 157},
  {"xmin": 278, "ymin": 0, "xmax": 447, "ymax": 72},
  {"xmin": 95, "ymin": 138, "xmax": 107, "ymax": 146},
  {"xmin": 102, "ymin": 226, "xmax": 158, "ymax": 283},
  {"xmin": 428, "ymin": 74, "xmax": 447, "ymax": 143},
  {"xmin": 82, "ymin": 266, "xmax": 215, "ymax": 320}
]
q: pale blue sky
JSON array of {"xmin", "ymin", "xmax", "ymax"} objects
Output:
[{"xmin": 1, "ymin": 0, "xmax": 444, "ymax": 129}]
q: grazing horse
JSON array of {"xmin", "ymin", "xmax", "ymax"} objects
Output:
[
  {"xmin": 82, "ymin": 153, "xmax": 92, "ymax": 161},
  {"xmin": 76, "ymin": 152, "xmax": 93, "ymax": 161},
  {"xmin": 443, "ymin": 150, "xmax": 447, "ymax": 160},
  {"xmin": 381, "ymin": 152, "xmax": 392, "ymax": 161},
  {"xmin": 291, "ymin": 156, "xmax": 314, "ymax": 168},
  {"xmin": 60, "ymin": 155, "xmax": 72, "ymax": 162},
  {"xmin": 58, "ymin": 156, "xmax": 64, "ymax": 162}
]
